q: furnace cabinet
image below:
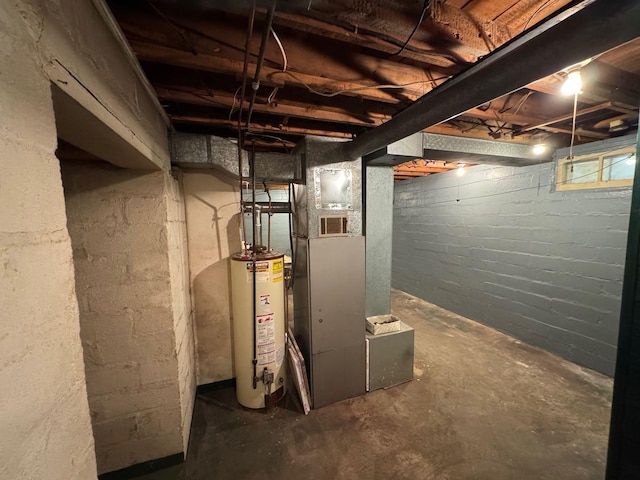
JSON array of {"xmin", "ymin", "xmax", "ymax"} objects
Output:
[{"xmin": 293, "ymin": 236, "xmax": 366, "ymax": 408}]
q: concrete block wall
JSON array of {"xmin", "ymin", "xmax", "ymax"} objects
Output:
[
  {"xmin": 393, "ymin": 139, "xmax": 634, "ymax": 375},
  {"xmin": 61, "ymin": 161, "xmax": 193, "ymax": 473},
  {"xmin": 0, "ymin": 3, "xmax": 99, "ymax": 479},
  {"xmin": 165, "ymin": 171, "xmax": 197, "ymax": 452},
  {"xmin": 183, "ymin": 172, "xmax": 242, "ymax": 384},
  {"xmin": 2, "ymin": 0, "xmax": 183, "ymax": 476}
]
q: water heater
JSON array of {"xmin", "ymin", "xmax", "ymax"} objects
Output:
[{"xmin": 230, "ymin": 251, "xmax": 286, "ymax": 409}]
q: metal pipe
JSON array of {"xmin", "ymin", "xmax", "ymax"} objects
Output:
[
  {"xmin": 288, "ymin": 183, "xmax": 296, "ymax": 289},
  {"xmin": 251, "ymin": 141, "xmax": 258, "ymax": 389},
  {"xmin": 255, "ymin": 205, "xmax": 263, "ymax": 247},
  {"xmin": 237, "ymin": 2, "xmax": 256, "ymax": 252},
  {"xmin": 246, "ymin": 0, "xmax": 277, "ymax": 129},
  {"xmin": 344, "ymin": 0, "xmax": 640, "ymax": 161},
  {"xmin": 263, "ymin": 181, "xmax": 272, "ymax": 251}
]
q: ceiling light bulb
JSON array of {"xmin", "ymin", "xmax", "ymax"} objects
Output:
[
  {"xmin": 532, "ymin": 144, "xmax": 547, "ymax": 155},
  {"xmin": 456, "ymin": 165, "xmax": 465, "ymax": 176},
  {"xmin": 561, "ymin": 70, "xmax": 582, "ymax": 96}
]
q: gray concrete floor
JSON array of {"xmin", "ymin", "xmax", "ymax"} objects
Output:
[{"xmin": 140, "ymin": 289, "xmax": 613, "ymax": 480}]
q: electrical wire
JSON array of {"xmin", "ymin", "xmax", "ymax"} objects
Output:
[
  {"xmin": 497, "ymin": 91, "xmax": 533, "ymax": 118},
  {"xmin": 512, "ymin": 92, "xmax": 534, "ymax": 117},
  {"xmin": 391, "ymin": 0, "xmax": 430, "ymax": 57},
  {"xmin": 228, "ymin": 86, "xmax": 243, "ymax": 122},
  {"xmin": 281, "ymin": 71, "xmax": 450, "ymax": 98},
  {"xmin": 245, "ymin": 131, "xmax": 293, "ymax": 152},
  {"xmin": 568, "ymin": 91, "xmax": 579, "ymax": 163},
  {"xmin": 390, "ymin": 0, "xmax": 430, "ymax": 57},
  {"xmin": 145, "ymin": 1, "xmax": 197, "ymax": 55},
  {"xmin": 522, "ymin": 0, "xmax": 558, "ymax": 32},
  {"xmin": 267, "ymin": 27, "xmax": 288, "ymax": 105}
]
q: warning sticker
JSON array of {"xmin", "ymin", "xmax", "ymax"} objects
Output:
[
  {"xmin": 272, "ymin": 258, "xmax": 283, "ymax": 283},
  {"xmin": 246, "ymin": 261, "xmax": 270, "ymax": 283},
  {"xmin": 256, "ymin": 313, "xmax": 276, "ymax": 366},
  {"xmin": 258, "ymin": 294, "xmax": 272, "ymax": 314}
]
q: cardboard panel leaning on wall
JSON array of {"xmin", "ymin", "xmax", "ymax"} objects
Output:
[
  {"xmin": 183, "ymin": 171, "xmax": 243, "ymax": 384},
  {"xmin": 393, "ymin": 136, "xmax": 635, "ymax": 376},
  {"xmin": 0, "ymin": 2, "xmax": 98, "ymax": 478}
]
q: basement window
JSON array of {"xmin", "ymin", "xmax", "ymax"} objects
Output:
[{"xmin": 556, "ymin": 147, "xmax": 636, "ymax": 191}]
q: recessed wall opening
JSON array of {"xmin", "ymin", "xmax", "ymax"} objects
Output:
[
  {"xmin": 52, "ymin": 80, "xmax": 195, "ymax": 474},
  {"xmin": 55, "ymin": 141, "xmax": 188, "ymax": 474}
]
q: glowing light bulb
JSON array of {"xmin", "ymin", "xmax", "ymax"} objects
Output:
[
  {"xmin": 532, "ymin": 144, "xmax": 547, "ymax": 155},
  {"xmin": 561, "ymin": 70, "xmax": 582, "ymax": 96},
  {"xmin": 456, "ymin": 165, "xmax": 465, "ymax": 177}
]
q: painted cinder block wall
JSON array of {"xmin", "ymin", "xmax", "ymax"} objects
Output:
[
  {"xmin": 61, "ymin": 161, "xmax": 195, "ymax": 474},
  {"xmin": 183, "ymin": 173, "xmax": 292, "ymax": 385},
  {"xmin": 393, "ymin": 135, "xmax": 636, "ymax": 376},
  {"xmin": 2, "ymin": 0, "xmax": 194, "ymax": 477},
  {"xmin": 166, "ymin": 171, "xmax": 198, "ymax": 453},
  {"xmin": 183, "ymin": 171, "xmax": 242, "ymax": 384},
  {"xmin": 0, "ymin": 21, "xmax": 99, "ymax": 479}
]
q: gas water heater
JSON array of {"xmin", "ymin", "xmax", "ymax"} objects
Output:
[{"xmin": 230, "ymin": 250, "xmax": 287, "ymax": 409}]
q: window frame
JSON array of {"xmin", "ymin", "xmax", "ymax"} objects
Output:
[{"xmin": 556, "ymin": 146, "xmax": 636, "ymax": 191}]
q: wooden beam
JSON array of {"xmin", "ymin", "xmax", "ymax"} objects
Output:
[
  {"xmin": 536, "ymin": 126, "xmax": 608, "ymax": 139},
  {"xmin": 424, "ymin": 123, "xmax": 532, "ymax": 144},
  {"xmin": 583, "ymin": 60, "xmax": 640, "ymax": 96},
  {"xmin": 271, "ymin": 12, "xmax": 466, "ymax": 70},
  {"xmin": 519, "ymin": 102, "xmax": 613, "ymax": 132},
  {"xmin": 131, "ymin": 40, "xmax": 437, "ymax": 105},
  {"xmin": 593, "ymin": 113, "xmax": 638, "ymax": 129},
  {"xmin": 464, "ymin": 105, "xmax": 545, "ymax": 127},
  {"xmin": 395, "ymin": 160, "xmax": 459, "ymax": 170},
  {"xmin": 155, "ymin": 85, "xmax": 390, "ymax": 126},
  {"xmin": 112, "ymin": 7, "xmax": 452, "ymax": 103},
  {"xmin": 527, "ymin": 62, "xmax": 640, "ymax": 110},
  {"xmin": 496, "ymin": 0, "xmax": 576, "ymax": 32},
  {"xmin": 394, "ymin": 167, "xmax": 453, "ymax": 174},
  {"xmin": 169, "ymin": 114, "xmax": 353, "ymax": 139},
  {"xmin": 394, "ymin": 175, "xmax": 426, "ymax": 180},
  {"xmin": 428, "ymin": 2, "xmax": 512, "ymax": 57},
  {"xmin": 608, "ymin": 104, "xmax": 639, "ymax": 116}
]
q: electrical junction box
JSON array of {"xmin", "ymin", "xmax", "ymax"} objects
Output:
[{"xmin": 366, "ymin": 321, "xmax": 414, "ymax": 392}]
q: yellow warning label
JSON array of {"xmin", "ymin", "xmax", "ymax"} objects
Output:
[
  {"xmin": 272, "ymin": 258, "xmax": 283, "ymax": 283},
  {"xmin": 246, "ymin": 262, "xmax": 269, "ymax": 274},
  {"xmin": 246, "ymin": 261, "xmax": 270, "ymax": 283}
]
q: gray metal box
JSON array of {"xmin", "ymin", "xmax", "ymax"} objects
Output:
[
  {"xmin": 293, "ymin": 236, "xmax": 366, "ymax": 408},
  {"xmin": 366, "ymin": 322, "xmax": 414, "ymax": 391}
]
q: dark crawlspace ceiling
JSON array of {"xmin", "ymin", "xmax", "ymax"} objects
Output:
[{"xmin": 107, "ymin": 0, "xmax": 640, "ymax": 177}]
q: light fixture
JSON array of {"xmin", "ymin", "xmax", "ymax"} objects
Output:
[
  {"xmin": 456, "ymin": 164, "xmax": 465, "ymax": 176},
  {"xmin": 561, "ymin": 69, "xmax": 582, "ymax": 96},
  {"xmin": 626, "ymin": 156, "xmax": 636, "ymax": 166},
  {"xmin": 532, "ymin": 144, "xmax": 547, "ymax": 155}
]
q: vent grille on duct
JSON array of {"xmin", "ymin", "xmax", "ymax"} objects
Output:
[{"xmin": 320, "ymin": 216, "xmax": 348, "ymax": 237}]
